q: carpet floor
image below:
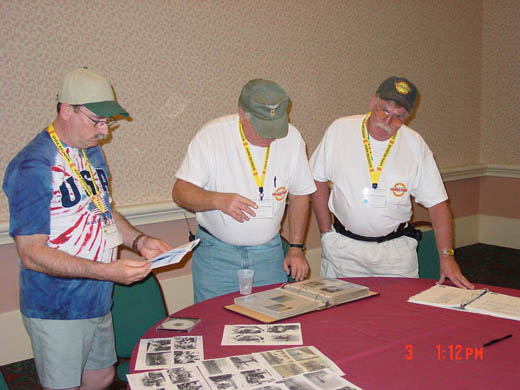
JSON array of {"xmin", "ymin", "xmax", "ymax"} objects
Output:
[{"xmin": 1, "ymin": 243, "xmax": 518, "ymax": 389}]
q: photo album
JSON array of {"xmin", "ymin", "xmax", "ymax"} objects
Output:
[{"xmin": 228, "ymin": 278, "xmax": 377, "ymax": 322}]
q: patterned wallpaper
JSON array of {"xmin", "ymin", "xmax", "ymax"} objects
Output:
[
  {"xmin": 1, "ymin": 0, "xmax": 517, "ymax": 221},
  {"xmin": 481, "ymin": 0, "xmax": 520, "ymax": 164}
]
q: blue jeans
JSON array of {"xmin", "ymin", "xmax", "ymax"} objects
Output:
[{"xmin": 193, "ymin": 227, "xmax": 288, "ymax": 303}]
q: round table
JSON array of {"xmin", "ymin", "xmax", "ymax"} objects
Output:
[{"xmin": 130, "ymin": 277, "xmax": 520, "ymax": 389}]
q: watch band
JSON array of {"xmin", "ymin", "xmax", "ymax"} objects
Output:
[
  {"xmin": 288, "ymin": 243, "xmax": 305, "ymax": 250},
  {"xmin": 439, "ymin": 248, "xmax": 455, "ymax": 256}
]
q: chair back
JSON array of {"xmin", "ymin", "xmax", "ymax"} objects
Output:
[
  {"xmin": 417, "ymin": 229, "xmax": 440, "ymax": 279},
  {"xmin": 112, "ymin": 273, "xmax": 167, "ymax": 358},
  {"xmin": 0, "ymin": 370, "xmax": 8, "ymax": 390}
]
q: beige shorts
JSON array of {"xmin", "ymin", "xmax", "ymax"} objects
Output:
[{"xmin": 22, "ymin": 313, "xmax": 116, "ymax": 389}]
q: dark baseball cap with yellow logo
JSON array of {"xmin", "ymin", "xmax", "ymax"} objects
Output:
[
  {"xmin": 376, "ymin": 76, "xmax": 418, "ymax": 113},
  {"xmin": 239, "ymin": 79, "xmax": 290, "ymax": 139}
]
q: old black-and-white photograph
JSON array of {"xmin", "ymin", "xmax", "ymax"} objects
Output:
[
  {"xmin": 300, "ymin": 358, "xmax": 331, "ymax": 372},
  {"xmin": 233, "ymin": 325, "xmax": 263, "ymax": 334},
  {"xmin": 174, "ymin": 350, "xmax": 201, "ymax": 365},
  {"xmin": 142, "ymin": 371, "xmax": 167, "ymax": 387},
  {"xmin": 177, "ymin": 380, "xmax": 209, "ymax": 390},
  {"xmin": 230, "ymin": 354, "xmax": 260, "ymax": 370},
  {"xmin": 276, "ymin": 376, "xmax": 315, "ymax": 390},
  {"xmin": 148, "ymin": 339, "xmax": 173, "ymax": 353},
  {"xmin": 272, "ymin": 363, "xmax": 304, "ymax": 378},
  {"xmin": 174, "ymin": 336, "xmax": 197, "ymax": 350},
  {"xmin": 286, "ymin": 347, "xmax": 317, "ymax": 361},
  {"xmin": 146, "ymin": 352, "xmax": 172, "ymax": 367},
  {"xmin": 167, "ymin": 367, "xmax": 196, "ymax": 384},
  {"xmin": 266, "ymin": 325, "xmax": 300, "ymax": 333},
  {"xmin": 240, "ymin": 368, "xmax": 276, "ymax": 386},
  {"xmin": 260, "ymin": 350, "xmax": 293, "ymax": 365},
  {"xmin": 208, "ymin": 373, "xmax": 241, "ymax": 390},
  {"xmin": 302, "ymin": 281, "xmax": 325, "ymax": 288},
  {"xmin": 303, "ymin": 369, "xmax": 349, "ymax": 389},
  {"xmin": 201, "ymin": 358, "xmax": 234, "ymax": 375}
]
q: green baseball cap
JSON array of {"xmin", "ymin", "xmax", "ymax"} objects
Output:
[
  {"xmin": 239, "ymin": 79, "xmax": 290, "ymax": 139},
  {"xmin": 57, "ymin": 67, "xmax": 129, "ymax": 117}
]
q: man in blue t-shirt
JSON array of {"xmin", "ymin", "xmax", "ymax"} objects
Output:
[{"xmin": 3, "ymin": 67, "xmax": 172, "ymax": 390}]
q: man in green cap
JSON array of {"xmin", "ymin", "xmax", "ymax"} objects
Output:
[
  {"xmin": 173, "ymin": 79, "xmax": 316, "ymax": 302},
  {"xmin": 3, "ymin": 67, "xmax": 172, "ymax": 389}
]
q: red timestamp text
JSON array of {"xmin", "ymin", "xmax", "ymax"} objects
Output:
[
  {"xmin": 436, "ymin": 344, "xmax": 483, "ymax": 360},
  {"xmin": 404, "ymin": 344, "xmax": 484, "ymax": 360}
]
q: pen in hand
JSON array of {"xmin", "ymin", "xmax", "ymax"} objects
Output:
[{"xmin": 483, "ymin": 334, "xmax": 512, "ymax": 347}]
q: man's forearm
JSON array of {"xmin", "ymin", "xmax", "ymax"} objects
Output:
[
  {"xmin": 15, "ymin": 235, "xmax": 108, "ymax": 280},
  {"xmin": 427, "ymin": 201, "xmax": 453, "ymax": 251},
  {"xmin": 113, "ymin": 210, "xmax": 143, "ymax": 249},
  {"xmin": 311, "ymin": 180, "xmax": 332, "ymax": 233},
  {"xmin": 288, "ymin": 194, "xmax": 310, "ymax": 244},
  {"xmin": 172, "ymin": 178, "xmax": 220, "ymax": 212}
]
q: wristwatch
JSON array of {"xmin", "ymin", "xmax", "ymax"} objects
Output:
[
  {"xmin": 288, "ymin": 243, "xmax": 305, "ymax": 250},
  {"xmin": 439, "ymin": 248, "xmax": 455, "ymax": 256}
]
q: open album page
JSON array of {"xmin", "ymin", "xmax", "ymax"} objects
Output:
[
  {"xmin": 235, "ymin": 289, "xmax": 322, "ymax": 319},
  {"xmin": 465, "ymin": 291, "xmax": 520, "ymax": 321},
  {"xmin": 407, "ymin": 285, "xmax": 488, "ymax": 309}
]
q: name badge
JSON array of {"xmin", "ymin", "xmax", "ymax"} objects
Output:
[
  {"xmin": 103, "ymin": 220, "xmax": 124, "ymax": 248},
  {"xmin": 362, "ymin": 187, "xmax": 386, "ymax": 208},
  {"xmin": 252, "ymin": 199, "xmax": 274, "ymax": 218}
]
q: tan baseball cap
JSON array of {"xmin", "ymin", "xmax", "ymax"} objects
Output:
[{"xmin": 57, "ymin": 67, "xmax": 129, "ymax": 117}]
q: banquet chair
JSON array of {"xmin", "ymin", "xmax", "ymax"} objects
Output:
[
  {"xmin": 417, "ymin": 229, "xmax": 441, "ymax": 279},
  {"xmin": 112, "ymin": 273, "xmax": 167, "ymax": 382},
  {"xmin": 0, "ymin": 371, "xmax": 8, "ymax": 390}
]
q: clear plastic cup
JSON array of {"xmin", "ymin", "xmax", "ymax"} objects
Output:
[{"xmin": 237, "ymin": 269, "xmax": 255, "ymax": 295}]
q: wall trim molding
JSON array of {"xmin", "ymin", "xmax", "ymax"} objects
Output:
[
  {"xmin": 441, "ymin": 163, "xmax": 520, "ymax": 181},
  {"xmin": 1, "ymin": 164, "xmax": 519, "ymax": 245}
]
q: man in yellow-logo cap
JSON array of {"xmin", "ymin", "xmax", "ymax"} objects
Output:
[{"xmin": 310, "ymin": 76, "xmax": 473, "ymax": 290}]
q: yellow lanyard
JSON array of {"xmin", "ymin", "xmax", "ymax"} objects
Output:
[
  {"xmin": 361, "ymin": 113, "xmax": 397, "ymax": 189},
  {"xmin": 239, "ymin": 121, "xmax": 270, "ymax": 200},
  {"xmin": 47, "ymin": 124, "xmax": 107, "ymax": 214}
]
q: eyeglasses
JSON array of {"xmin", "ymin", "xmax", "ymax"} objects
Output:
[
  {"xmin": 374, "ymin": 100, "xmax": 407, "ymax": 127},
  {"xmin": 78, "ymin": 109, "xmax": 119, "ymax": 129}
]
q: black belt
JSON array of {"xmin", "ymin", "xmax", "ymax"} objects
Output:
[
  {"xmin": 333, "ymin": 216, "xmax": 424, "ymax": 243},
  {"xmin": 198, "ymin": 225, "xmax": 214, "ymax": 237}
]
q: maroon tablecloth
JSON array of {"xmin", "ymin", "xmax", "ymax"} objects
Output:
[{"xmin": 130, "ymin": 277, "xmax": 520, "ymax": 389}]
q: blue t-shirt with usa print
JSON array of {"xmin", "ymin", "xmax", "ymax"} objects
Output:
[{"xmin": 3, "ymin": 128, "xmax": 116, "ymax": 319}]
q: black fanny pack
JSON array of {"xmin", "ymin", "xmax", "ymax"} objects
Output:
[{"xmin": 333, "ymin": 216, "xmax": 429, "ymax": 243}]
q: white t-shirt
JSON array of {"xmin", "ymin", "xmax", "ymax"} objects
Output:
[
  {"xmin": 310, "ymin": 115, "xmax": 447, "ymax": 237},
  {"xmin": 176, "ymin": 114, "xmax": 316, "ymax": 246}
]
